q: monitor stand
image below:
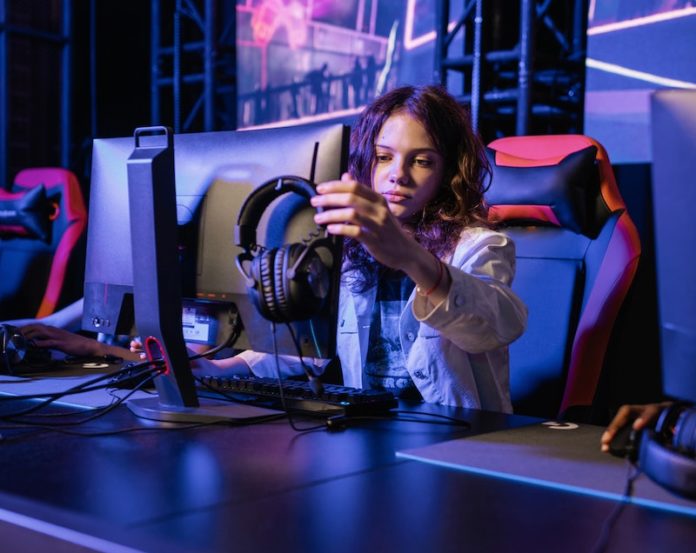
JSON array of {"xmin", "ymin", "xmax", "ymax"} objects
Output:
[{"xmin": 125, "ymin": 126, "xmax": 281, "ymax": 423}]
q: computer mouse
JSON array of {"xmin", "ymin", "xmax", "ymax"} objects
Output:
[{"xmin": 609, "ymin": 424, "xmax": 640, "ymax": 461}]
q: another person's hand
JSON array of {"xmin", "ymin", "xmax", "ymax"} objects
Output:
[
  {"xmin": 19, "ymin": 324, "xmax": 139, "ymax": 361},
  {"xmin": 600, "ymin": 401, "xmax": 673, "ymax": 452},
  {"xmin": 129, "ymin": 338, "xmax": 145, "ymax": 358}
]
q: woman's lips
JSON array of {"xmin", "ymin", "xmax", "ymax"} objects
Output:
[{"xmin": 383, "ymin": 190, "xmax": 409, "ymax": 203}]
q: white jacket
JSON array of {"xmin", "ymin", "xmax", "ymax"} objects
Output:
[{"xmin": 241, "ymin": 226, "xmax": 527, "ymax": 412}]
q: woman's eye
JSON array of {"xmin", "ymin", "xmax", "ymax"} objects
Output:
[
  {"xmin": 375, "ymin": 154, "xmax": 391, "ymax": 163},
  {"xmin": 414, "ymin": 158, "xmax": 433, "ymax": 167}
]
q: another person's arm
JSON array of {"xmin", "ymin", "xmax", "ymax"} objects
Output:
[
  {"xmin": 2, "ymin": 298, "xmax": 84, "ymax": 332},
  {"xmin": 20, "ymin": 323, "xmax": 141, "ymax": 361}
]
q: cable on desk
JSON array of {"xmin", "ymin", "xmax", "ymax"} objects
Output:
[
  {"xmin": 0, "ymin": 338, "xmax": 290, "ymax": 432},
  {"xmin": 197, "ymin": 322, "xmax": 330, "ymax": 433},
  {"xmin": 0, "ymin": 364, "xmax": 163, "ymax": 423},
  {"xmin": 0, "ymin": 360, "xmax": 164, "ymax": 419},
  {"xmin": 590, "ymin": 460, "xmax": 641, "ymax": 553},
  {"xmin": 187, "ymin": 310, "xmax": 243, "ymax": 361},
  {"xmin": 270, "ymin": 322, "xmax": 330, "ymax": 432},
  {"xmin": 1, "ymin": 357, "xmax": 286, "ymax": 434},
  {"xmin": 0, "ymin": 359, "xmax": 159, "ymax": 401}
]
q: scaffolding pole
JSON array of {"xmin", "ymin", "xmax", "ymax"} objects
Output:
[
  {"xmin": 434, "ymin": 0, "xmax": 587, "ymax": 140},
  {"xmin": 151, "ymin": 0, "xmax": 236, "ymax": 132}
]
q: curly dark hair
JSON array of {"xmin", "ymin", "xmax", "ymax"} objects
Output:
[{"xmin": 344, "ymin": 85, "xmax": 491, "ymax": 291}]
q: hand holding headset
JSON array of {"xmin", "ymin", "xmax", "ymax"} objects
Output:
[{"xmin": 235, "ymin": 175, "xmax": 338, "ymax": 324}]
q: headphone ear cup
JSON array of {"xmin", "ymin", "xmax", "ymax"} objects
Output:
[
  {"xmin": 250, "ymin": 248, "xmax": 281, "ymax": 322},
  {"xmin": 639, "ymin": 427, "xmax": 696, "ymax": 499},
  {"xmin": 1, "ymin": 325, "xmax": 27, "ymax": 372},
  {"xmin": 282, "ymin": 243, "xmax": 329, "ymax": 321},
  {"xmin": 273, "ymin": 245, "xmax": 292, "ymax": 321},
  {"xmin": 673, "ymin": 408, "xmax": 696, "ymax": 455}
]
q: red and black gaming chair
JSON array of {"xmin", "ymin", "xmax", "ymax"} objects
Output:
[
  {"xmin": 485, "ymin": 135, "xmax": 641, "ymax": 420},
  {"xmin": 0, "ymin": 168, "xmax": 87, "ymax": 320}
]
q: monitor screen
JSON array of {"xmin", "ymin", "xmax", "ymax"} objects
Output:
[
  {"xmin": 83, "ymin": 122, "xmax": 349, "ymax": 360},
  {"xmin": 650, "ymin": 89, "xmax": 696, "ymax": 404}
]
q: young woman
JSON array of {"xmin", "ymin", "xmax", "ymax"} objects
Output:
[{"xmin": 208, "ymin": 85, "xmax": 527, "ymax": 411}]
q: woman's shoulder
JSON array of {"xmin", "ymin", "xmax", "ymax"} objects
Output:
[
  {"xmin": 456, "ymin": 224, "xmax": 511, "ymax": 246},
  {"xmin": 450, "ymin": 225, "xmax": 516, "ymax": 263}
]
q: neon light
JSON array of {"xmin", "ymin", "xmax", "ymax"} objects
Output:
[
  {"xmin": 586, "ymin": 58, "xmax": 696, "ymax": 89},
  {"xmin": 404, "ymin": 0, "xmax": 457, "ymax": 50},
  {"xmin": 241, "ymin": 107, "xmax": 365, "ymax": 131},
  {"xmin": 250, "ymin": 0, "xmax": 308, "ymax": 49},
  {"xmin": 588, "ymin": 7, "xmax": 696, "ymax": 35}
]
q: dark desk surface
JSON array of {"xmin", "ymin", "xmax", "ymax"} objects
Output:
[{"xmin": 1, "ymin": 387, "xmax": 695, "ymax": 553}]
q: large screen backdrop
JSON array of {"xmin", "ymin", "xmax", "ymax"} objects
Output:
[{"xmin": 584, "ymin": 1, "xmax": 696, "ymax": 163}]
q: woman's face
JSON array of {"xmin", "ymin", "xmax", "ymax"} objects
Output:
[{"xmin": 371, "ymin": 111, "xmax": 445, "ymax": 222}]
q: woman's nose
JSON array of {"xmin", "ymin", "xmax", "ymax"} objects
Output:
[{"xmin": 389, "ymin": 160, "xmax": 407, "ymax": 184}]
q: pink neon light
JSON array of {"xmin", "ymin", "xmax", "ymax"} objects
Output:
[
  {"xmin": 250, "ymin": 0, "xmax": 308, "ymax": 49},
  {"xmin": 404, "ymin": 0, "xmax": 463, "ymax": 51},
  {"xmin": 588, "ymin": 7, "xmax": 696, "ymax": 35},
  {"xmin": 241, "ymin": 107, "xmax": 365, "ymax": 131}
]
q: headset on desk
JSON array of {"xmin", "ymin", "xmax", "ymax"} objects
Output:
[
  {"xmin": 611, "ymin": 401, "xmax": 696, "ymax": 499},
  {"xmin": 0, "ymin": 324, "xmax": 52, "ymax": 375}
]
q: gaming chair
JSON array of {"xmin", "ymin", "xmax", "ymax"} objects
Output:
[
  {"xmin": 0, "ymin": 167, "xmax": 87, "ymax": 320},
  {"xmin": 485, "ymin": 135, "xmax": 641, "ymax": 420}
]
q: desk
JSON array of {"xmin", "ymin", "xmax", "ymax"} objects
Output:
[{"xmin": 0, "ymin": 388, "xmax": 694, "ymax": 553}]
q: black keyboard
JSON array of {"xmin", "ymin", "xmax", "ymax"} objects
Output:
[{"xmin": 197, "ymin": 375, "xmax": 398, "ymax": 417}]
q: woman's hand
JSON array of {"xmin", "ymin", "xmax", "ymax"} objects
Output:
[
  {"xmin": 190, "ymin": 354, "xmax": 252, "ymax": 377},
  {"xmin": 312, "ymin": 173, "xmax": 451, "ymax": 303},
  {"xmin": 310, "ymin": 173, "xmax": 416, "ymax": 270}
]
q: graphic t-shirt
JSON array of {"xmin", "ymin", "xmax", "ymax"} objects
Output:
[{"xmin": 364, "ymin": 272, "xmax": 421, "ymax": 399}]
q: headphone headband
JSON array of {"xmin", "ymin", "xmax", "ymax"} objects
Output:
[{"xmin": 235, "ymin": 175, "xmax": 320, "ymax": 249}]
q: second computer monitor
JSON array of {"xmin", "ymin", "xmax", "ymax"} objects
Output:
[{"xmin": 651, "ymin": 89, "xmax": 696, "ymax": 403}]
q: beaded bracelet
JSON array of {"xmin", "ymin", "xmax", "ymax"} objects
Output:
[{"xmin": 416, "ymin": 256, "xmax": 444, "ymax": 297}]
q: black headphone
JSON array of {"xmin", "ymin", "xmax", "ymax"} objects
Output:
[
  {"xmin": 618, "ymin": 402, "xmax": 696, "ymax": 499},
  {"xmin": 235, "ymin": 175, "xmax": 336, "ymax": 324},
  {"xmin": 1, "ymin": 324, "xmax": 28, "ymax": 374},
  {"xmin": 635, "ymin": 403, "xmax": 696, "ymax": 498}
]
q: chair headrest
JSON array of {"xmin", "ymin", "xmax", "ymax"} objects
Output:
[
  {"xmin": 486, "ymin": 145, "xmax": 611, "ymax": 237},
  {"xmin": 0, "ymin": 185, "xmax": 55, "ymax": 242}
]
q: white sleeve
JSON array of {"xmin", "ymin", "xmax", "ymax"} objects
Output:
[
  {"xmin": 237, "ymin": 349, "xmax": 328, "ymax": 379},
  {"xmin": 413, "ymin": 228, "xmax": 528, "ymax": 353}
]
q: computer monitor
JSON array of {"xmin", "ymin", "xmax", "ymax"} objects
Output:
[
  {"xmin": 650, "ymin": 89, "xmax": 696, "ymax": 403},
  {"xmin": 83, "ymin": 122, "xmax": 349, "ymax": 360}
]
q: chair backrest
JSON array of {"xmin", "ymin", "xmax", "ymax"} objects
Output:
[
  {"xmin": 0, "ymin": 167, "xmax": 87, "ymax": 319},
  {"xmin": 485, "ymin": 135, "xmax": 641, "ymax": 420}
]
